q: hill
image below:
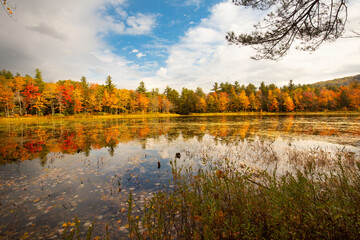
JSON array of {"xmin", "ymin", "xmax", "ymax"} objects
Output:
[{"xmin": 312, "ymin": 74, "xmax": 360, "ymax": 88}]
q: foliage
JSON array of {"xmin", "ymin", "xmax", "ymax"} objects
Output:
[
  {"xmin": 1, "ymin": 0, "xmax": 14, "ymax": 16},
  {"xmin": 1, "ymin": 69, "xmax": 360, "ymax": 117},
  {"xmin": 312, "ymin": 74, "xmax": 360, "ymax": 88}
]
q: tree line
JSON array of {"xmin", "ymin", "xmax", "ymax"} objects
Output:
[{"xmin": 0, "ymin": 68, "xmax": 359, "ymax": 116}]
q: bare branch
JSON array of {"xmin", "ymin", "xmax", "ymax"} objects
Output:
[{"xmin": 227, "ymin": 0, "xmax": 350, "ymax": 60}]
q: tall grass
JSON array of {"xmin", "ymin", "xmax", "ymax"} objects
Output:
[{"xmin": 128, "ymin": 147, "xmax": 360, "ymax": 239}]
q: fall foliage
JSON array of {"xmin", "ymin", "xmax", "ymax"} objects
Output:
[{"xmin": 0, "ymin": 69, "xmax": 360, "ymax": 117}]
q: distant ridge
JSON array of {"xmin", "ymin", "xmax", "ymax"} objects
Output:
[{"xmin": 311, "ymin": 74, "xmax": 360, "ymax": 88}]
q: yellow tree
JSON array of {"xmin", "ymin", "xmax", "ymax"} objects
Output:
[
  {"xmin": 249, "ymin": 92, "xmax": 261, "ymax": 111},
  {"xmin": 43, "ymin": 83, "xmax": 57, "ymax": 115},
  {"xmin": 318, "ymin": 88, "xmax": 338, "ymax": 110},
  {"xmin": 102, "ymin": 89, "xmax": 111, "ymax": 113},
  {"xmin": 116, "ymin": 89, "xmax": 130, "ymax": 113},
  {"xmin": 137, "ymin": 93, "xmax": 150, "ymax": 113},
  {"xmin": 109, "ymin": 92, "xmax": 119, "ymax": 114},
  {"xmin": 73, "ymin": 87, "xmax": 84, "ymax": 114},
  {"xmin": 268, "ymin": 90, "xmax": 279, "ymax": 112},
  {"xmin": 33, "ymin": 94, "xmax": 48, "ymax": 116},
  {"xmin": 281, "ymin": 92, "xmax": 295, "ymax": 112},
  {"xmin": 238, "ymin": 90, "xmax": 250, "ymax": 111},
  {"xmin": 0, "ymin": 83, "xmax": 14, "ymax": 116},
  {"xmin": 10, "ymin": 76, "xmax": 25, "ymax": 115},
  {"xmin": 196, "ymin": 97, "xmax": 207, "ymax": 113},
  {"xmin": 218, "ymin": 92, "xmax": 229, "ymax": 112},
  {"xmin": 87, "ymin": 84, "xmax": 101, "ymax": 113}
]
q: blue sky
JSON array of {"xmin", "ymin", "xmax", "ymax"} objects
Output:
[
  {"xmin": 101, "ymin": 0, "xmax": 220, "ymax": 73},
  {"xmin": 0, "ymin": 0, "xmax": 359, "ymax": 91}
]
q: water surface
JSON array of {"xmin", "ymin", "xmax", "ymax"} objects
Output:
[{"xmin": 0, "ymin": 114, "xmax": 359, "ymax": 239}]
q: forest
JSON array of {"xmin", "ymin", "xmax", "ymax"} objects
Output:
[{"xmin": 0, "ymin": 68, "xmax": 360, "ymax": 117}]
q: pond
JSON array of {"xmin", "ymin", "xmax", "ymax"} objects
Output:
[{"xmin": 0, "ymin": 114, "xmax": 360, "ymax": 239}]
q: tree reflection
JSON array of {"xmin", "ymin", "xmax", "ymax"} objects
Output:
[{"xmin": 0, "ymin": 115, "xmax": 359, "ymax": 164}]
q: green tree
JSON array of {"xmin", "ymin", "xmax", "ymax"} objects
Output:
[
  {"xmin": 105, "ymin": 75, "xmax": 115, "ymax": 92},
  {"xmin": 136, "ymin": 81, "xmax": 147, "ymax": 94},
  {"xmin": 34, "ymin": 68, "xmax": 45, "ymax": 92},
  {"xmin": 179, "ymin": 88, "xmax": 197, "ymax": 114},
  {"xmin": 164, "ymin": 86, "xmax": 180, "ymax": 112},
  {"xmin": 211, "ymin": 82, "xmax": 220, "ymax": 93}
]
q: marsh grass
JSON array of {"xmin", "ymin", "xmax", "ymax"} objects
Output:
[
  {"xmin": 61, "ymin": 215, "xmax": 96, "ymax": 240},
  {"xmin": 128, "ymin": 146, "xmax": 360, "ymax": 239},
  {"xmin": 0, "ymin": 113, "xmax": 180, "ymax": 124},
  {"xmin": 189, "ymin": 111, "xmax": 360, "ymax": 117}
]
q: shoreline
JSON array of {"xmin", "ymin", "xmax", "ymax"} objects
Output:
[{"xmin": 0, "ymin": 111, "xmax": 359, "ymax": 123}]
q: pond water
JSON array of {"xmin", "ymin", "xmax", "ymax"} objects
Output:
[{"xmin": 0, "ymin": 114, "xmax": 360, "ymax": 239}]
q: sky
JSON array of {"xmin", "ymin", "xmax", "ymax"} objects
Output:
[{"xmin": 0, "ymin": 0, "xmax": 359, "ymax": 92}]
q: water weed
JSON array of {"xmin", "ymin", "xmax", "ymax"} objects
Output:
[{"xmin": 128, "ymin": 148, "xmax": 360, "ymax": 239}]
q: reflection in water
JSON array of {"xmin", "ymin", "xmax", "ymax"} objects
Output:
[
  {"xmin": 0, "ymin": 115, "xmax": 359, "ymax": 239},
  {"xmin": 0, "ymin": 115, "xmax": 359, "ymax": 164}
]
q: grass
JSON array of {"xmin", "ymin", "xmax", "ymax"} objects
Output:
[
  {"xmin": 0, "ymin": 113, "xmax": 181, "ymax": 124},
  {"xmin": 189, "ymin": 110, "xmax": 360, "ymax": 117},
  {"xmin": 127, "ymin": 146, "xmax": 360, "ymax": 239}
]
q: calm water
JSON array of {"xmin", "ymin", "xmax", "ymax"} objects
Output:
[{"xmin": 0, "ymin": 114, "xmax": 360, "ymax": 239}]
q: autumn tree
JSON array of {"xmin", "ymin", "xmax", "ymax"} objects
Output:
[
  {"xmin": 318, "ymin": 88, "xmax": 338, "ymax": 110},
  {"xmin": 268, "ymin": 90, "xmax": 279, "ymax": 112},
  {"xmin": 218, "ymin": 92, "xmax": 229, "ymax": 112},
  {"xmin": 249, "ymin": 92, "xmax": 261, "ymax": 111},
  {"xmin": 116, "ymin": 89, "xmax": 130, "ymax": 113},
  {"xmin": 227, "ymin": 0, "xmax": 349, "ymax": 60},
  {"xmin": 281, "ymin": 92, "xmax": 295, "ymax": 112},
  {"xmin": 43, "ymin": 83, "xmax": 57, "ymax": 115},
  {"xmin": 196, "ymin": 97, "xmax": 207, "ymax": 113},
  {"xmin": 238, "ymin": 90, "xmax": 250, "ymax": 111},
  {"xmin": 87, "ymin": 84, "xmax": 101, "ymax": 113},
  {"xmin": 137, "ymin": 93, "xmax": 150, "ymax": 113},
  {"xmin": 22, "ymin": 82, "xmax": 40, "ymax": 114},
  {"xmin": 0, "ymin": 82, "xmax": 14, "ymax": 116},
  {"xmin": 56, "ymin": 83, "xmax": 74, "ymax": 115},
  {"xmin": 161, "ymin": 96, "xmax": 173, "ymax": 113},
  {"xmin": 33, "ymin": 93, "xmax": 48, "ymax": 116},
  {"xmin": 73, "ymin": 86, "xmax": 84, "ymax": 114},
  {"xmin": 10, "ymin": 76, "xmax": 25, "ymax": 115}
]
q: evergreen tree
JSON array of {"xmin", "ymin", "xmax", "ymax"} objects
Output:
[
  {"xmin": 105, "ymin": 75, "xmax": 115, "ymax": 92},
  {"xmin": 34, "ymin": 68, "xmax": 45, "ymax": 92},
  {"xmin": 136, "ymin": 81, "xmax": 147, "ymax": 93}
]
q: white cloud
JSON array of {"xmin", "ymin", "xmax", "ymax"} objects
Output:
[
  {"xmin": 149, "ymin": 0, "xmax": 360, "ymax": 91},
  {"xmin": 136, "ymin": 52, "xmax": 146, "ymax": 58},
  {"xmin": 1, "ymin": 0, "xmax": 358, "ymax": 93},
  {"xmin": 125, "ymin": 13, "xmax": 157, "ymax": 35},
  {"xmin": 0, "ymin": 0, "xmax": 156, "ymax": 89},
  {"xmin": 156, "ymin": 67, "xmax": 167, "ymax": 78},
  {"xmin": 115, "ymin": 7, "xmax": 128, "ymax": 18},
  {"xmin": 185, "ymin": 0, "xmax": 203, "ymax": 8}
]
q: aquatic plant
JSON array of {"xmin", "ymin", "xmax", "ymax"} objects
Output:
[{"xmin": 128, "ymin": 149, "xmax": 360, "ymax": 239}]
